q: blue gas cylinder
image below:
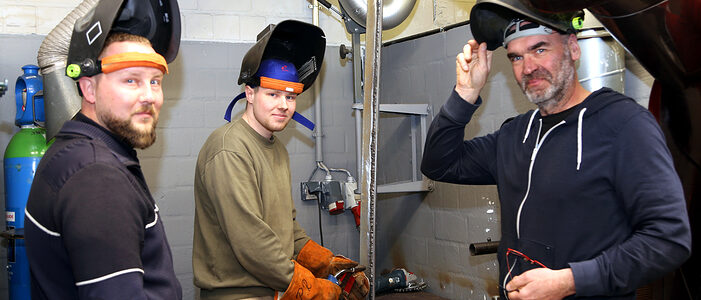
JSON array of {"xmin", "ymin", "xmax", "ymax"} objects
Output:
[{"xmin": 2, "ymin": 65, "xmax": 47, "ymax": 300}]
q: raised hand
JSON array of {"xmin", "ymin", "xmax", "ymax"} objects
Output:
[{"xmin": 455, "ymin": 40, "xmax": 493, "ymax": 104}]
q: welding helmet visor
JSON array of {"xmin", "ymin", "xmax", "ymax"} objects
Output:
[
  {"xmin": 238, "ymin": 19, "xmax": 326, "ymax": 94},
  {"xmin": 66, "ymin": 0, "xmax": 181, "ymax": 79},
  {"xmin": 469, "ymin": 0, "xmax": 583, "ymax": 50}
]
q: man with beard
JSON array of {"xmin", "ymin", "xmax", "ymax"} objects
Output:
[
  {"xmin": 23, "ymin": 31, "xmax": 182, "ymax": 299},
  {"xmin": 420, "ymin": 2, "xmax": 691, "ymax": 300}
]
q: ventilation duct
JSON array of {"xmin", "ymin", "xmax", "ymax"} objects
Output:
[
  {"xmin": 576, "ymin": 9, "xmax": 625, "ymax": 93},
  {"xmin": 338, "ymin": 0, "xmax": 417, "ymax": 30},
  {"xmin": 37, "ymin": 0, "xmax": 97, "ymax": 140}
]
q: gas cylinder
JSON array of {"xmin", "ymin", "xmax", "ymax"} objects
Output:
[{"xmin": 2, "ymin": 65, "xmax": 47, "ymax": 300}]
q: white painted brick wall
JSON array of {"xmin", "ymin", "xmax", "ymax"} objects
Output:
[
  {"xmin": 2, "ymin": 6, "xmax": 36, "ymax": 34},
  {"xmin": 0, "ymin": 0, "xmax": 477, "ymax": 45},
  {"xmin": 238, "ymin": 16, "xmax": 267, "ymax": 41}
]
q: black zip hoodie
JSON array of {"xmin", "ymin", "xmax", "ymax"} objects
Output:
[{"xmin": 421, "ymin": 87, "xmax": 691, "ymax": 299}]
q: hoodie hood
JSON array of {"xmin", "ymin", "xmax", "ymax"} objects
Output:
[
  {"xmin": 566, "ymin": 87, "xmax": 628, "ymax": 120},
  {"xmin": 520, "ymin": 87, "xmax": 628, "ymax": 170}
]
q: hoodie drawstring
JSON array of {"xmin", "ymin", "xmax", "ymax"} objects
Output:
[
  {"xmin": 577, "ymin": 108, "xmax": 587, "ymax": 170},
  {"xmin": 523, "ymin": 110, "xmax": 539, "ymax": 143}
]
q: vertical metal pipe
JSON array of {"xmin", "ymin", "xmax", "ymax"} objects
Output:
[
  {"xmin": 312, "ymin": 0, "xmax": 324, "ymax": 162},
  {"xmin": 360, "ymin": 0, "xmax": 382, "ymax": 298},
  {"xmin": 353, "ymin": 33, "xmax": 364, "ymax": 180},
  {"xmin": 411, "ymin": 116, "xmax": 417, "ymax": 181},
  {"xmin": 355, "ymin": 112, "xmax": 363, "ymax": 179},
  {"xmin": 352, "ymin": 33, "xmax": 363, "ymax": 104}
]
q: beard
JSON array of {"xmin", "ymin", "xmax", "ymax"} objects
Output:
[
  {"xmin": 519, "ymin": 48, "xmax": 576, "ymax": 110},
  {"xmin": 99, "ymin": 105, "xmax": 158, "ymax": 149}
]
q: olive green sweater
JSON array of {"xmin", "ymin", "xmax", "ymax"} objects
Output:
[{"xmin": 193, "ymin": 118, "xmax": 311, "ymax": 299}]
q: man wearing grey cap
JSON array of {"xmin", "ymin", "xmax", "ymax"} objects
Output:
[{"xmin": 421, "ymin": 1, "xmax": 691, "ymax": 299}]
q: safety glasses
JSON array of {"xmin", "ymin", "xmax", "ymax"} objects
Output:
[{"xmin": 501, "ymin": 248, "xmax": 548, "ymax": 299}]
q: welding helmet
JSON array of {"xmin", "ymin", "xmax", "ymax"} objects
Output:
[
  {"xmin": 469, "ymin": 0, "xmax": 584, "ymax": 50},
  {"xmin": 224, "ymin": 20, "xmax": 325, "ymax": 130},
  {"xmin": 65, "ymin": 0, "xmax": 181, "ymax": 79},
  {"xmin": 238, "ymin": 20, "xmax": 326, "ymax": 93}
]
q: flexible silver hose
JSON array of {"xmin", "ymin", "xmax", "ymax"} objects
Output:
[{"xmin": 37, "ymin": 0, "xmax": 98, "ymax": 140}]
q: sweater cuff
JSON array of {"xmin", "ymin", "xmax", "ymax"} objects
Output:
[
  {"xmin": 441, "ymin": 87, "xmax": 482, "ymax": 125},
  {"xmin": 569, "ymin": 259, "xmax": 604, "ymax": 297}
]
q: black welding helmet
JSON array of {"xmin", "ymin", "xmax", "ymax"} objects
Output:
[
  {"xmin": 470, "ymin": 0, "xmax": 584, "ymax": 50},
  {"xmin": 224, "ymin": 20, "xmax": 325, "ymax": 130},
  {"xmin": 66, "ymin": 0, "xmax": 181, "ymax": 79},
  {"xmin": 238, "ymin": 20, "xmax": 326, "ymax": 93}
]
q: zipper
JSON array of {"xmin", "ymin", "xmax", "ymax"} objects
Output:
[
  {"xmin": 503, "ymin": 117, "xmax": 566, "ymax": 291},
  {"xmin": 515, "ymin": 119, "xmax": 565, "ymax": 238}
]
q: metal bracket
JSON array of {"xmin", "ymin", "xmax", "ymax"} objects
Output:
[
  {"xmin": 0, "ymin": 79, "xmax": 8, "ymax": 98},
  {"xmin": 352, "ymin": 103, "xmax": 433, "ymax": 193}
]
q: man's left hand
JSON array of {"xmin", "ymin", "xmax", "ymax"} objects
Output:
[
  {"xmin": 329, "ymin": 255, "xmax": 359, "ymax": 276},
  {"xmin": 505, "ymin": 268, "xmax": 576, "ymax": 300},
  {"xmin": 338, "ymin": 269, "xmax": 369, "ymax": 300}
]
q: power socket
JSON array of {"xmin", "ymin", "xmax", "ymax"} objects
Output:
[{"xmin": 301, "ymin": 181, "xmax": 321, "ymax": 201}]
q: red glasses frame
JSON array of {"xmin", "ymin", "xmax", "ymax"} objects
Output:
[{"xmin": 505, "ymin": 248, "xmax": 547, "ymax": 272}]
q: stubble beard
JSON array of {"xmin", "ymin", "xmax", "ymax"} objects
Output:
[
  {"xmin": 250, "ymin": 106, "xmax": 292, "ymax": 134},
  {"xmin": 261, "ymin": 115, "xmax": 291, "ymax": 133},
  {"xmin": 519, "ymin": 49, "xmax": 576, "ymax": 111},
  {"xmin": 100, "ymin": 106, "xmax": 158, "ymax": 149}
]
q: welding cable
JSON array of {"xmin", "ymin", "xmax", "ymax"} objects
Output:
[{"xmin": 317, "ymin": 192, "xmax": 324, "ymax": 247}]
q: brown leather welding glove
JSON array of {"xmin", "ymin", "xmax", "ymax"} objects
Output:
[
  {"xmin": 280, "ymin": 261, "xmax": 341, "ymax": 300},
  {"xmin": 297, "ymin": 240, "xmax": 359, "ymax": 278},
  {"xmin": 338, "ymin": 270, "xmax": 370, "ymax": 300},
  {"xmin": 329, "ymin": 255, "xmax": 359, "ymax": 277}
]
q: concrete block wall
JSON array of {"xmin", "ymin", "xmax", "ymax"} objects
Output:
[
  {"xmin": 375, "ymin": 23, "xmax": 654, "ymax": 299},
  {"xmin": 0, "ymin": 33, "xmax": 358, "ymax": 299}
]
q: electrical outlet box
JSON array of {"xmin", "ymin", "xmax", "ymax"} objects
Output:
[
  {"xmin": 301, "ymin": 181, "xmax": 321, "ymax": 201},
  {"xmin": 321, "ymin": 181, "xmax": 343, "ymax": 203},
  {"xmin": 301, "ymin": 181, "xmax": 345, "ymax": 214},
  {"xmin": 321, "ymin": 181, "xmax": 344, "ymax": 215}
]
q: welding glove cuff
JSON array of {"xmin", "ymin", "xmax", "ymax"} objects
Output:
[
  {"xmin": 297, "ymin": 240, "xmax": 359, "ymax": 278},
  {"xmin": 278, "ymin": 261, "xmax": 341, "ymax": 300}
]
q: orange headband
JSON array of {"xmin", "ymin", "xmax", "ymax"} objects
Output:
[
  {"xmin": 101, "ymin": 52, "xmax": 169, "ymax": 74},
  {"xmin": 260, "ymin": 76, "xmax": 304, "ymax": 94}
]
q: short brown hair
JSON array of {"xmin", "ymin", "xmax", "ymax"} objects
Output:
[{"xmin": 99, "ymin": 32, "xmax": 152, "ymax": 56}]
